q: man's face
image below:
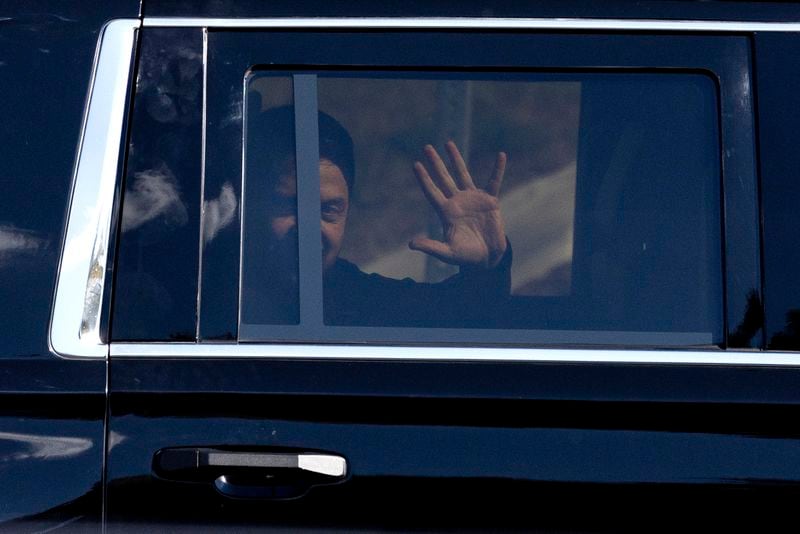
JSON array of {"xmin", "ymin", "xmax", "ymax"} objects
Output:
[{"xmin": 268, "ymin": 158, "xmax": 349, "ymax": 273}]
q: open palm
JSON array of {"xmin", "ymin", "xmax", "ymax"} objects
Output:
[{"xmin": 409, "ymin": 141, "xmax": 508, "ymax": 269}]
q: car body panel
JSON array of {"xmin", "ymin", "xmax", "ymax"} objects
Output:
[
  {"xmin": 4, "ymin": 0, "xmax": 800, "ymax": 530},
  {"xmin": 0, "ymin": 1, "xmax": 139, "ymax": 528}
]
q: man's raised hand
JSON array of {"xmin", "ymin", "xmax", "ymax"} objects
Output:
[{"xmin": 409, "ymin": 141, "xmax": 507, "ymax": 269}]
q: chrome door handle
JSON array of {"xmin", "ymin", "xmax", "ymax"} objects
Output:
[
  {"xmin": 201, "ymin": 450, "xmax": 346, "ymax": 477},
  {"xmin": 154, "ymin": 447, "xmax": 348, "ymax": 499}
]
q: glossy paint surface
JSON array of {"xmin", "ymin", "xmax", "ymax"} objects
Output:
[
  {"xmin": 0, "ymin": 0, "xmax": 139, "ymax": 527},
  {"xmin": 107, "ymin": 359, "xmax": 800, "ymax": 530},
  {"xmin": 0, "ymin": 2, "xmax": 136, "ymax": 359},
  {"xmin": 106, "ymin": 24, "xmax": 774, "ymax": 530},
  {"xmin": 1, "ymin": 0, "xmax": 797, "ymax": 530},
  {"xmin": 0, "ymin": 395, "xmax": 105, "ymax": 529},
  {"xmin": 109, "ymin": 357, "xmax": 800, "ymax": 403}
]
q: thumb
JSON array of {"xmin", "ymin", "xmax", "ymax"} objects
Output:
[{"xmin": 409, "ymin": 237, "xmax": 455, "ymax": 264}]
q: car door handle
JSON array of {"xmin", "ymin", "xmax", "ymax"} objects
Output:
[
  {"xmin": 202, "ymin": 450, "xmax": 347, "ymax": 476},
  {"xmin": 154, "ymin": 447, "xmax": 348, "ymax": 499}
]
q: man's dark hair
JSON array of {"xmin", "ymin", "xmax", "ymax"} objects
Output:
[{"xmin": 247, "ymin": 104, "xmax": 355, "ymax": 192}]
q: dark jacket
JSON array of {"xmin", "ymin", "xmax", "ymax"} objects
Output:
[{"xmin": 324, "ymin": 246, "xmax": 512, "ymax": 328}]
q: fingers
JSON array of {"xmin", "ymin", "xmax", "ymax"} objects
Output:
[
  {"xmin": 408, "ymin": 237, "xmax": 456, "ymax": 265},
  {"xmin": 445, "ymin": 140, "xmax": 476, "ymax": 190},
  {"xmin": 486, "ymin": 151, "xmax": 507, "ymax": 197},
  {"xmin": 424, "ymin": 145, "xmax": 459, "ymax": 197},
  {"xmin": 413, "ymin": 161, "xmax": 446, "ymax": 209},
  {"xmin": 416, "ymin": 143, "xmax": 507, "ymax": 201}
]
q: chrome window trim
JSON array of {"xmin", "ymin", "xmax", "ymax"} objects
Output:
[
  {"xmin": 55, "ymin": 16, "xmax": 800, "ymax": 364},
  {"xmin": 111, "ymin": 343, "xmax": 800, "ymax": 366},
  {"xmin": 49, "ymin": 18, "xmax": 140, "ymax": 360},
  {"xmin": 142, "ymin": 17, "xmax": 800, "ymax": 32}
]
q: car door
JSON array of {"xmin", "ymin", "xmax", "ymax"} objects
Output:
[
  {"xmin": 0, "ymin": 3, "xmax": 139, "ymax": 530},
  {"xmin": 74, "ymin": 15, "xmax": 800, "ymax": 531}
]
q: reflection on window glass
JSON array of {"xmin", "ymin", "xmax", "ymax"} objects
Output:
[
  {"xmin": 112, "ymin": 28, "xmax": 202, "ymax": 341},
  {"xmin": 241, "ymin": 71, "xmax": 722, "ymax": 346},
  {"xmin": 240, "ymin": 76, "xmax": 299, "ymax": 325}
]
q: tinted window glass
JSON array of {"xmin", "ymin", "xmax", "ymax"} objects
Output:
[
  {"xmin": 112, "ymin": 28, "xmax": 203, "ymax": 341},
  {"xmin": 758, "ymin": 33, "xmax": 800, "ymax": 351},
  {"xmin": 240, "ymin": 71, "xmax": 723, "ymax": 346},
  {"xmin": 241, "ymin": 76, "xmax": 299, "ymax": 325}
]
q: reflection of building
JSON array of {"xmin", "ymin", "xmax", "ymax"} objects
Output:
[{"xmin": 361, "ymin": 162, "xmax": 576, "ymax": 296}]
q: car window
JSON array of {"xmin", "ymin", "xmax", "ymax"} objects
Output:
[
  {"xmin": 111, "ymin": 28, "xmax": 203, "ymax": 341},
  {"xmin": 110, "ymin": 29, "xmax": 759, "ymax": 353},
  {"xmin": 239, "ymin": 71, "xmax": 722, "ymax": 346}
]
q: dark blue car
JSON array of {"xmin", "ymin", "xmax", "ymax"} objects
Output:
[{"xmin": 3, "ymin": 0, "xmax": 800, "ymax": 530}]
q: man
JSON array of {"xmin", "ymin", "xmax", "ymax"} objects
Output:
[{"xmin": 242, "ymin": 105, "xmax": 511, "ymax": 328}]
